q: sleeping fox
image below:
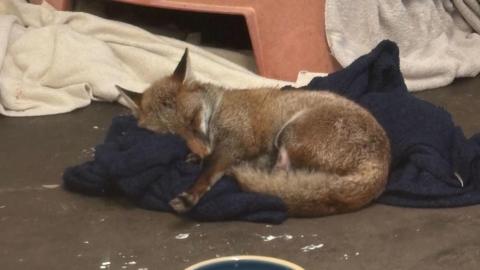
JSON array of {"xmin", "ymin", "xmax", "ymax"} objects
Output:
[{"xmin": 117, "ymin": 49, "xmax": 390, "ymax": 217}]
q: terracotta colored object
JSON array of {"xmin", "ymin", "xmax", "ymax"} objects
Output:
[
  {"xmin": 31, "ymin": 0, "xmax": 71, "ymax": 10},
  {"xmin": 37, "ymin": 0, "xmax": 340, "ymax": 81}
]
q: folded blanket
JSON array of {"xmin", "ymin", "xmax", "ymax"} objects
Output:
[
  {"xmin": 0, "ymin": 0, "xmax": 286, "ymax": 117},
  {"xmin": 63, "ymin": 41, "xmax": 480, "ymax": 223},
  {"xmin": 325, "ymin": 0, "xmax": 480, "ymax": 91}
]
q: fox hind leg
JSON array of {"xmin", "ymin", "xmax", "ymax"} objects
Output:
[{"xmin": 273, "ymin": 146, "xmax": 291, "ymax": 171}]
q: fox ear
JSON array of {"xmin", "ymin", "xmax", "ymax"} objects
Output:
[
  {"xmin": 116, "ymin": 85, "xmax": 142, "ymax": 114},
  {"xmin": 172, "ymin": 48, "xmax": 191, "ymax": 82}
]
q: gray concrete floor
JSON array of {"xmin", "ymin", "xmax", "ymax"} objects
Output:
[
  {"xmin": 1, "ymin": 77, "xmax": 479, "ymax": 270},
  {"xmin": 2, "ymin": 2, "xmax": 480, "ymax": 269}
]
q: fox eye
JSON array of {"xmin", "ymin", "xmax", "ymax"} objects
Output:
[
  {"xmin": 162, "ymin": 100, "xmax": 173, "ymax": 108},
  {"xmin": 190, "ymin": 116, "xmax": 196, "ymax": 126}
]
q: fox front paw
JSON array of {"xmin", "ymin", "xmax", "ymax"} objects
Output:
[{"xmin": 169, "ymin": 192, "xmax": 199, "ymax": 213}]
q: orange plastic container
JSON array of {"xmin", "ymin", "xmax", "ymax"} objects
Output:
[
  {"xmin": 31, "ymin": 0, "xmax": 71, "ymax": 10},
  {"xmin": 38, "ymin": 0, "xmax": 340, "ymax": 81}
]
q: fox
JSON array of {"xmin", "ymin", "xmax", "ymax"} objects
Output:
[{"xmin": 116, "ymin": 48, "xmax": 391, "ymax": 217}]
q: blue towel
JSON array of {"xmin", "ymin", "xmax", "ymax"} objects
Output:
[
  {"xmin": 299, "ymin": 40, "xmax": 480, "ymax": 207},
  {"xmin": 63, "ymin": 115, "xmax": 288, "ymax": 223},
  {"xmin": 63, "ymin": 40, "xmax": 480, "ymax": 224}
]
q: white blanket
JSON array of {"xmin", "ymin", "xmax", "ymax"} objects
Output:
[
  {"xmin": 325, "ymin": 0, "xmax": 480, "ymax": 91},
  {"xmin": 0, "ymin": 0, "xmax": 289, "ymax": 117}
]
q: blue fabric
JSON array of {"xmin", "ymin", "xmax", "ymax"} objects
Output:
[
  {"xmin": 63, "ymin": 116, "xmax": 288, "ymax": 223},
  {"xmin": 63, "ymin": 40, "xmax": 480, "ymax": 224},
  {"xmin": 299, "ymin": 40, "xmax": 480, "ymax": 207}
]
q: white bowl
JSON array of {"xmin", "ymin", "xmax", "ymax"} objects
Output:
[{"xmin": 185, "ymin": 255, "xmax": 304, "ymax": 270}]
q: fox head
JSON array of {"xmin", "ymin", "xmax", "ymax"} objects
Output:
[{"xmin": 117, "ymin": 48, "xmax": 213, "ymax": 158}]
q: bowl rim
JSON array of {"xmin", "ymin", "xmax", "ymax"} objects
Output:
[{"xmin": 185, "ymin": 255, "xmax": 304, "ymax": 270}]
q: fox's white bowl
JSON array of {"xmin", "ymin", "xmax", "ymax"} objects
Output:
[{"xmin": 185, "ymin": 255, "xmax": 304, "ymax": 270}]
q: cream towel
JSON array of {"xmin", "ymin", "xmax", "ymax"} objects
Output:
[
  {"xmin": 325, "ymin": 0, "xmax": 480, "ymax": 91},
  {"xmin": 0, "ymin": 0, "xmax": 289, "ymax": 117}
]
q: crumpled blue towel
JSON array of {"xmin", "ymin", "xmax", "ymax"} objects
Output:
[
  {"xmin": 63, "ymin": 115, "xmax": 288, "ymax": 223},
  {"xmin": 64, "ymin": 40, "xmax": 480, "ymax": 224},
  {"xmin": 300, "ymin": 40, "xmax": 480, "ymax": 207}
]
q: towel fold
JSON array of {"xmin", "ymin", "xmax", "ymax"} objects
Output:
[{"xmin": 453, "ymin": 0, "xmax": 480, "ymax": 33}]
